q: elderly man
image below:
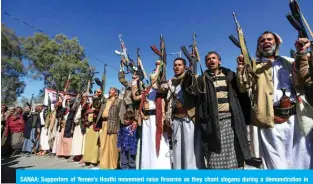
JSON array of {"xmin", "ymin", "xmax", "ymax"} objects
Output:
[
  {"xmin": 97, "ymin": 87, "xmax": 122, "ymax": 169},
  {"xmin": 237, "ymin": 31, "xmax": 313, "ymax": 169}
]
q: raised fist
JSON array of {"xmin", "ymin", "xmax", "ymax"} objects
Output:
[
  {"xmin": 237, "ymin": 55, "xmax": 244, "ymax": 70},
  {"xmin": 295, "ymin": 38, "xmax": 311, "ymax": 53}
]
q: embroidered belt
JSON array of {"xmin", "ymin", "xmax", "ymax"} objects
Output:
[{"xmin": 143, "ymin": 109, "xmax": 156, "ymax": 116}]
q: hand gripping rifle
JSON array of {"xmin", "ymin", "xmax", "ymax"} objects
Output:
[
  {"xmin": 181, "ymin": 32, "xmax": 201, "ymax": 74},
  {"xmin": 137, "ymin": 48, "xmax": 149, "ymax": 84},
  {"xmin": 151, "ymin": 34, "xmax": 167, "ymax": 83},
  {"xmin": 229, "ymin": 12, "xmax": 258, "ymax": 87},
  {"xmin": 86, "ymin": 67, "xmax": 98, "ymax": 94},
  {"xmin": 94, "ymin": 63, "xmax": 107, "ymax": 102},
  {"xmin": 286, "ymin": 0, "xmax": 313, "ymax": 107},
  {"xmin": 135, "ymin": 48, "xmax": 148, "ymax": 96},
  {"xmin": 114, "ymin": 34, "xmax": 137, "ymax": 74},
  {"xmin": 26, "ymin": 93, "xmax": 34, "ymax": 111}
]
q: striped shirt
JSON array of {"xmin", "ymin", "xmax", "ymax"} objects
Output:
[{"xmin": 211, "ymin": 72, "xmax": 229, "ymax": 112}]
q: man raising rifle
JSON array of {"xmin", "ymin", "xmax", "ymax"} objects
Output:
[{"xmin": 237, "ymin": 31, "xmax": 313, "ymax": 169}]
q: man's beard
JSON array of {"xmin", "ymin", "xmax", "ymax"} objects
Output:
[{"xmin": 259, "ymin": 44, "xmax": 276, "ymax": 57}]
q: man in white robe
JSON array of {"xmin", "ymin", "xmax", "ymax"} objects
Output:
[
  {"xmin": 137, "ymin": 61, "xmax": 172, "ymax": 169},
  {"xmin": 237, "ymin": 31, "xmax": 313, "ymax": 169}
]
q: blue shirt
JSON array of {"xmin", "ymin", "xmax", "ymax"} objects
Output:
[{"xmin": 117, "ymin": 124, "xmax": 137, "ymax": 155}]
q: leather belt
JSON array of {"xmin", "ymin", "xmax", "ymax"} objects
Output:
[
  {"xmin": 218, "ymin": 111, "xmax": 230, "ymax": 113},
  {"xmin": 102, "ymin": 117, "xmax": 108, "ymax": 121},
  {"xmin": 143, "ymin": 109, "xmax": 156, "ymax": 116}
]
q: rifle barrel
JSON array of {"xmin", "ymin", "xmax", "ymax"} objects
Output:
[{"xmin": 232, "ymin": 12, "xmax": 240, "ymax": 29}]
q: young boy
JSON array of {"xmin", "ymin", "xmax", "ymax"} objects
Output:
[{"xmin": 117, "ymin": 109, "xmax": 137, "ymax": 169}]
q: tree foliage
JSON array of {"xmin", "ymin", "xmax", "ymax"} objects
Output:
[
  {"xmin": 22, "ymin": 33, "xmax": 90, "ymax": 93},
  {"xmin": 1, "ymin": 24, "xmax": 26, "ymax": 105}
]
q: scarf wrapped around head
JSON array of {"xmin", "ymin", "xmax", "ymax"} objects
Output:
[{"xmin": 256, "ymin": 31, "xmax": 283, "ymax": 59}]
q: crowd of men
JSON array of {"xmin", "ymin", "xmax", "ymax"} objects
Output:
[{"xmin": 1, "ymin": 31, "xmax": 313, "ymax": 170}]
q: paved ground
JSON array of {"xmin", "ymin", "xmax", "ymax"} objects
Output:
[
  {"xmin": 1, "ymin": 154, "xmax": 260, "ymax": 183},
  {"xmin": 1, "ymin": 154, "xmax": 96, "ymax": 183}
]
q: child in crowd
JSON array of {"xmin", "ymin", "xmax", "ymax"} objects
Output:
[{"xmin": 117, "ymin": 109, "xmax": 137, "ymax": 169}]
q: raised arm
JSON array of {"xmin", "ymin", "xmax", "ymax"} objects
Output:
[
  {"xmin": 131, "ymin": 78, "xmax": 142, "ymax": 102},
  {"xmin": 118, "ymin": 71, "xmax": 130, "ymax": 88},
  {"xmin": 236, "ymin": 55, "xmax": 249, "ymax": 93},
  {"xmin": 294, "ymin": 38, "xmax": 312, "ymax": 84}
]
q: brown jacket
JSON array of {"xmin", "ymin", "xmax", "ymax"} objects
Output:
[
  {"xmin": 96, "ymin": 97, "xmax": 121, "ymax": 134},
  {"xmin": 237, "ymin": 55, "xmax": 310, "ymax": 128},
  {"xmin": 106, "ymin": 98, "xmax": 121, "ymax": 134}
]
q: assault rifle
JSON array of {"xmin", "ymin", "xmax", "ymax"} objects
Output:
[
  {"xmin": 286, "ymin": 0, "xmax": 313, "ymax": 71},
  {"xmin": 229, "ymin": 12, "xmax": 257, "ymax": 79},
  {"xmin": 114, "ymin": 34, "xmax": 137, "ymax": 74},
  {"xmin": 151, "ymin": 34, "xmax": 167, "ymax": 82},
  {"xmin": 286, "ymin": 0, "xmax": 313, "ymax": 43},
  {"xmin": 94, "ymin": 63, "xmax": 107, "ymax": 102},
  {"xmin": 181, "ymin": 32, "xmax": 201, "ymax": 74},
  {"xmin": 286, "ymin": 0, "xmax": 313, "ymax": 106}
]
